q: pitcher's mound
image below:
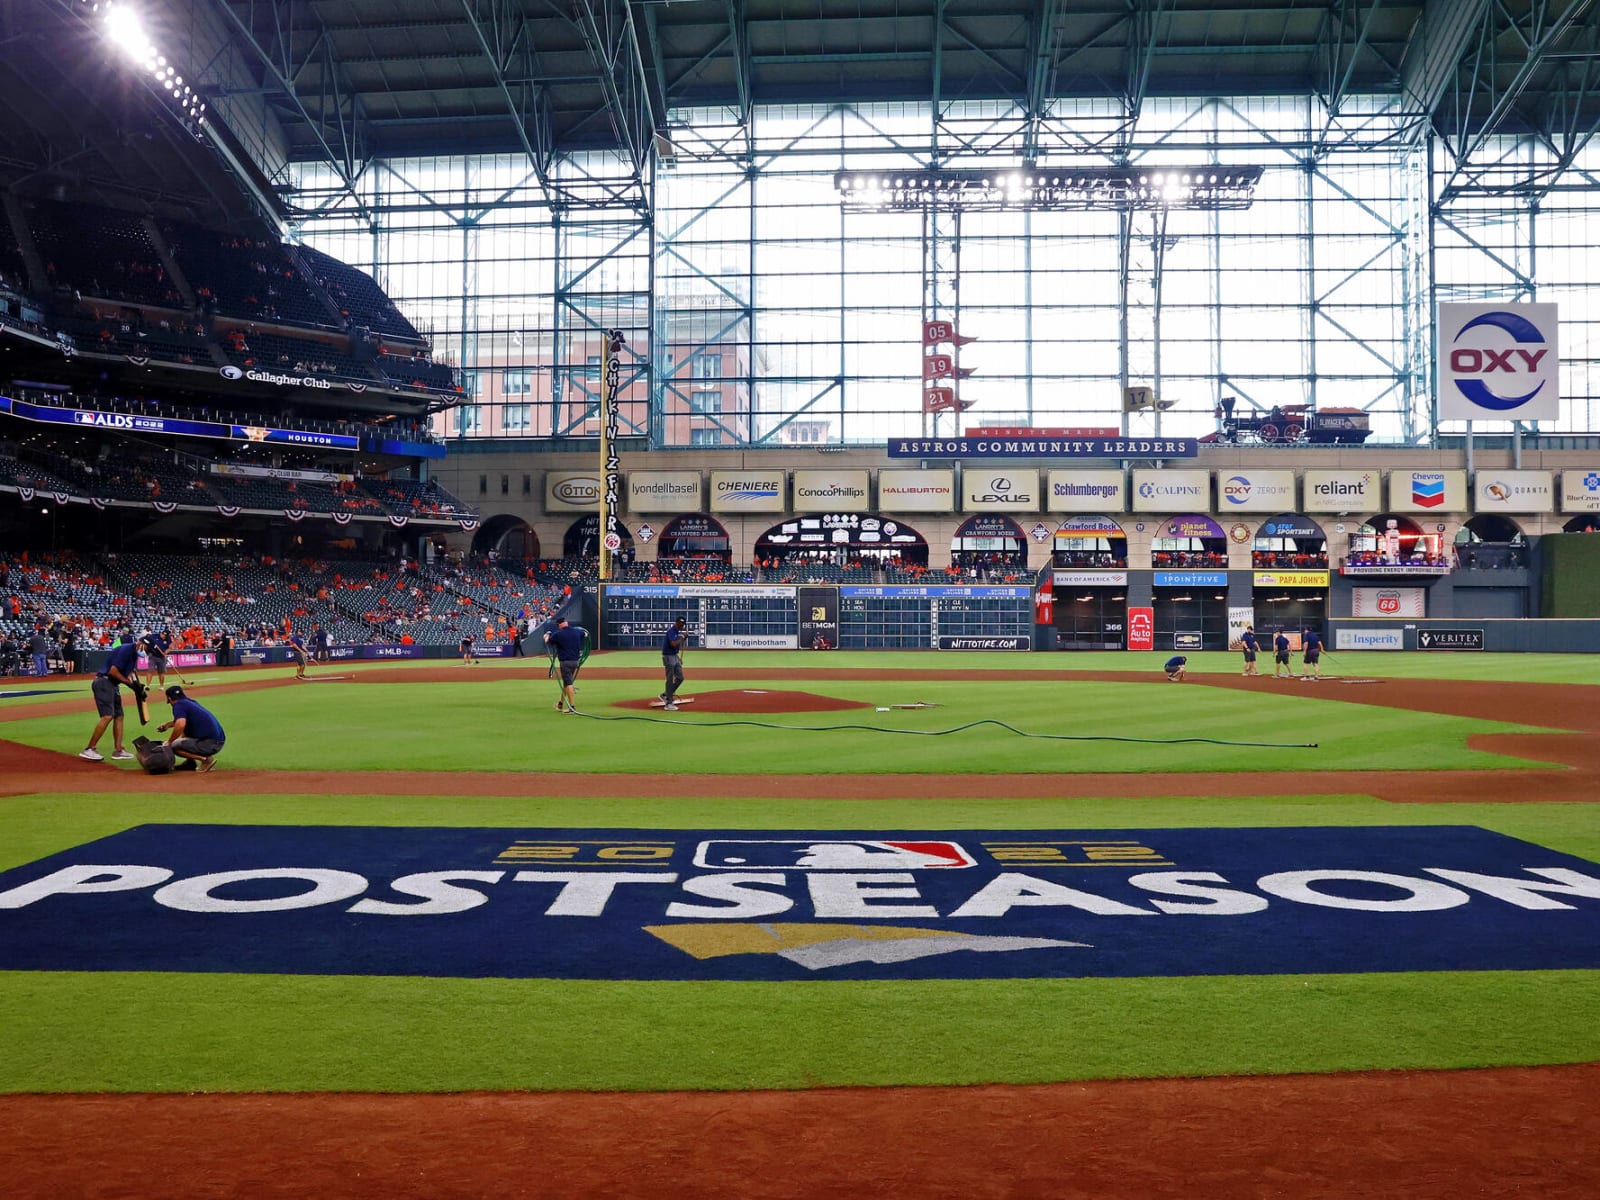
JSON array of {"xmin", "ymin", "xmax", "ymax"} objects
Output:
[{"xmin": 615, "ymin": 689, "xmax": 873, "ymax": 714}]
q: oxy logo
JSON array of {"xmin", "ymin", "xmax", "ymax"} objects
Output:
[
  {"xmin": 1223, "ymin": 476, "xmax": 1252, "ymax": 504},
  {"xmin": 1449, "ymin": 310, "xmax": 1550, "ymax": 412}
]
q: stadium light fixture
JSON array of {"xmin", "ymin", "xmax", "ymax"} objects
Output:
[{"xmin": 835, "ymin": 164, "xmax": 1264, "ymax": 211}]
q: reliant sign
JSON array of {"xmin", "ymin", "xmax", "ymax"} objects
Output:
[
  {"xmin": 1047, "ymin": 470, "xmax": 1127, "ymax": 513},
  {"xmin": 962, "ymin": 471, "xmax": 1039, "ymax": 512},
  {"xmin": 1131, "ymin": 470, "xmax": 1210, "ymax": 512},
  {"xmin": 792, "ymin": 470, "xmax": 870, "ymax": 513},
  {"xmin": 878, "ymin": 469, "xmax": 956, "ymax": 513},
  {"xmin": 545, "ymin": 471, "xmax": 601, "ymax": 512},
  {"xmin": 627, "ymin": 471, "xmax": 702, "ymax": 513},
  {"xmin": 1301, "ymin": 470, "xmax": 1378, "ymax": 513},
  {"xmin": 1216, "ymin": 470, "xmax": 1296, "ymax": 512},
  {"xmin": 1437, "ymin": 303, "xmax": 1560, "ymax": 422},
  {"xmin": 1473, "ymin": 470, "xmax": 1554, "ymax": 513},
  {"xmin": 4, "ymin": 825, "xmax": 1596, "ymax": 980},
  {"xmin": 1387, "ymin": 469, "xmax": 1468, "ymax": 513},
  {"xmin": 1560, "ymin": 469, "xmax": 1600, "ymax": 513},
  {"xmin": 709, "ymin": 472, "xmax": 786, "ymax": 514}
]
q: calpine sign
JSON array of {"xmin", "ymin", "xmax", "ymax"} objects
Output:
[
  {"xmin": 1438, "ymin": 303, "xmax": 1560, "ymax": 422},
  {"xmin": 2, "ymin": 824, "xmax": 1596, "ymax": 981}
]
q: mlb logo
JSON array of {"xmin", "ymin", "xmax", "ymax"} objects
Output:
[
  {"xmin": 694, "ymin": 839, "xmax": 976, "ymax": 871},
  {"xmin": 1412, "ymin": 476, "xmax": 1445, "ymax": 508}
]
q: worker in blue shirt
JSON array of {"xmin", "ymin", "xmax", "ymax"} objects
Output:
[
  {"xmin": 1240, "ymin": 626, "xmax": 1261, "ymax": 677},
  {"xmin": 1301, "ymin": 627, "xmax": 1325, "ymax": 680},
  {"xmin": 158, "ymin": 685, "xmax": 226, "ymax": 772},
  {"xmin": 1164, "ymin": 654, "xmax": 1188, "ymax": 682},
  {"xmin": 81, "ymin": 634, "xmax": 142, "ymax": 762},
  {"xmin": 1273, "ymin": 629, "xmax": 1293, "ymax": 679},
  {"xmin": 543, "ymin": 617, "xmax": 589, "ymax": 713}
]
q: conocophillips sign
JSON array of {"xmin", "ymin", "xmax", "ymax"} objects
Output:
[{"xmin": 792, "ymin": 470, "xmax": 870, "ymax": 513}]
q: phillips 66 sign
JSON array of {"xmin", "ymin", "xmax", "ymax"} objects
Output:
[{"xmin": 1438, "ymin": 303, "xmax": 1559, "ymax": 422}]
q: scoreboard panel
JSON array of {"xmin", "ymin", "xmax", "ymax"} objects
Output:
[
  {"xmin": 602, "ymin": 584, "xmax": 800, "ymax": 649},
  {"xmin": 601, "ymin": 584, "xmax": 1032, "ymax": 650},
  {"xmin": 838, "ymin": 586, "xmax": 1033, "ymax": 650}
]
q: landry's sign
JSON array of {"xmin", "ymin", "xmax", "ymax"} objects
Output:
[{"xmin": 2, "ymin": 824, "xmax": 1595, "ymax": 980}]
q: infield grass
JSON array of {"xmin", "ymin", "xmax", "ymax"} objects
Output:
[{"xmin": 0, "ymin": 671, "xmax": 1565, "ymax": 774}]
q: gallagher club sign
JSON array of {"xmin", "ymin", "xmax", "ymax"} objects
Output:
[{"xmin": 0, "ymin": 824, "xmax": 1595, "ymax": 981}]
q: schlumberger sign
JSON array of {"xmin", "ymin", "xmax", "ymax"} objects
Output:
[{"xmin": 1, "ymin": 825, "xmax": 1597, "ymax": 981}]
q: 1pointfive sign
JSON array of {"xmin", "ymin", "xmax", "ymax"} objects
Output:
[{"xmin": 1438, "ymin": 303, "xmax": 1559, "ymax": 421}]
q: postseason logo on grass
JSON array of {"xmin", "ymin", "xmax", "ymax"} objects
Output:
[{"xmin": 1, "ymin": 825, "xmax": 1597, "ymax": 981}]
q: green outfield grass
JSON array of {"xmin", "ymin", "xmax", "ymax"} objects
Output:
[
  {"xmin": 0, "ymin": 673, "xmax": 1566, "ymax": 774},
  {"xmin": 0, "ymin": 792, "xmax": 1595, "ymax": 1093}
]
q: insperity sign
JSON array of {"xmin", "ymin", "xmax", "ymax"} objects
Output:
[{"xmin": 1, "ymin": 824, "xmax": 1596, "ymax": 981}]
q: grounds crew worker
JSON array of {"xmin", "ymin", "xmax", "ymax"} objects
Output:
[{"xmin": 158, "ymin": 685, "xmax": 225, "ymax": 772}]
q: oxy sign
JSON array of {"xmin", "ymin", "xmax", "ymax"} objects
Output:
[{"xmin": 1438, "ymin": 303, "xmax": 1560, "ymax": 422}]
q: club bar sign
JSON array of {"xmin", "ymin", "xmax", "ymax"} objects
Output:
[
  {"xmin": 878, "ymin": 469, "xmax": 956, "ymax": 513},
  {"xmin": 709, "ymin": 471, "xmax": 786, "ymax": 513},
  {"xmin": 1047, "ymin": 470, "xmax": 1127, "ymax": 513},
  {"xmin": 962, "ymin": 471, "xmax": 1038, "ymax": 512},
  {"xmin": 1216, "ymin": 470, "xmax": 1296, "ymax": 512},
  {"xmin": 792, "ymin": 470, "xmax": 870, "ymax": 513}
]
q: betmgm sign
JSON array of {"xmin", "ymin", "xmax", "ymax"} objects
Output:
[{"xmin": 1438, "ymin": 303, "xmax": 1559, "ymax": 423}]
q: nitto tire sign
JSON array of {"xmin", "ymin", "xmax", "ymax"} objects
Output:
[
  {"xmin": 2, "ymin": 825, "xmax": 1597, "ymax": 981},
  {"xmin": 937, "ymin": 636, "xmax": 1030, "ymax": 650},
  {"xmin": 1418, "ymin": 628, "xmax": 1485, "ymax": 651}
]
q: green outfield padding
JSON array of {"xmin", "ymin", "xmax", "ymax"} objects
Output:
[{"xmin": 1542, "ymin": 532, "xmax": 1600, "ymax": 617}]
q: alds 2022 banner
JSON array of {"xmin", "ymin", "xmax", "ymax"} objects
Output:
[{"xmin": 1, "ymin": 824, "xmax": 1596, "ymax": 981}]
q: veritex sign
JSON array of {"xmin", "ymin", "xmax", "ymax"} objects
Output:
[
  {"xmin": 1, "ymin": 825, "xmax": 1595, "ymax": 980},
  {"xmin": 1418, "ymin": 628, "xmax": 1485, "ymax": 650}
]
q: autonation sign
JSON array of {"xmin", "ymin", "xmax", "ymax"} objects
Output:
[{"xmin": 2, "ymin": 825, "xmax": 1595, "ymax": 981}]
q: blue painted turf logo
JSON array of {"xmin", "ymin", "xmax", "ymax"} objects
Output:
[{"xmin": 1, "ymin": 825, "xmax": 1597, "ymax": 981}]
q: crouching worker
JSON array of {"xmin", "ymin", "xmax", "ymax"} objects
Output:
[
  {"xmin": 1164, "ymin": 654, "xmax": 1188, "ymax": 682},
  {"xmin": 156, "ymin": 685, "xmax": 225, "ymax": 773}
]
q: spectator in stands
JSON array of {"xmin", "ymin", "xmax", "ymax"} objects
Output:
[{"xmin": 28, "ymin": 626, "xmax": 50, "ymax": 676}]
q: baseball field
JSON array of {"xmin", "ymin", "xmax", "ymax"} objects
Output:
[{"xmin": 1, "ymin": 649, "xmax": 1597, "ymax": 1197}]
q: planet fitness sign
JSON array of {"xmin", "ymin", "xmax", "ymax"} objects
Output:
[{"xmin": 1, "ymin": 824, "xmax": 1595, "ymax": 981}]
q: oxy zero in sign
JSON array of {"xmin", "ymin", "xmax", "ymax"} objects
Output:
[{"xmin": 1128, "ymin": 607, "xmax": 1154, "ymax": 651}]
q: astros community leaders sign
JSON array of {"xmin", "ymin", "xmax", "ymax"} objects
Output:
[
  {"xmin": 1, "ymin": 824, "xmax": 1595, "ymax": 982},
  {"xmin": 889, "ymin": 437, "xmax": 1196, "ymax": 459}
]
